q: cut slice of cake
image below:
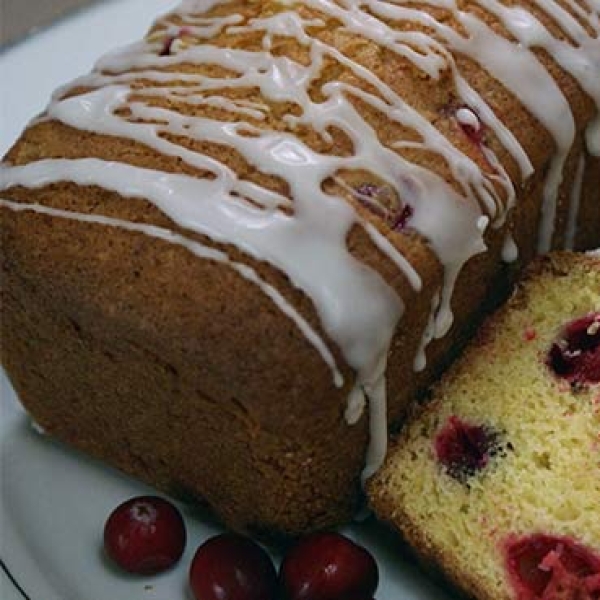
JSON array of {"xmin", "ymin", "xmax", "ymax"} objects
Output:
[{"xmin": 368, "ymin": 251, "xmax": 600, "ymax": 600}]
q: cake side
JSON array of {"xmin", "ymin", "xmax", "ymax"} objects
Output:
[
  {"xmin": 368, "ymin": 252, "xmax": 600, "ymax": 600},
  {"xmin": 1, "ymin": 0, "xmax": 600, "ymax": 534}
]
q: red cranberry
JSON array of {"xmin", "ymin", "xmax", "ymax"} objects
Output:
[
  {"xmin": 279, "ymin": 532, "xmax": 379, "ymax": 600},
  {"xmin": 434, "ymin": 416, "xmax": 502, "ymax": 482},
  {"xmin": 506, "ymin": 534, "xmax": 600, "ymax": 599},
  {"xmin": 355, "ymin": 183, "xmax": 412, "ymax": 232},
  {"xmin": 189, "ymin": 534, "xmax": 277, "ymax": 600},
  {"xmin": 547, "ymin": 313, "xmax": 600, "ymax": 385},
  {"xmin": 103, "ymin": 496, "xmax": 186, "ymax": 575}
]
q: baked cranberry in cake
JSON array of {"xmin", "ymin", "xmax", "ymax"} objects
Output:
[
  {"xmin": 103, "ymin": 496, "xmax": 186, "ymax": 574},
  {"xmin": 434, "ymin": 416, "xmax": 502, "ymax": 482},
  {"xmin": 355, "ymin": 183, "xmax": 413, "ymax": 231},
  {"xmin": 279, "ymin": 532, "xmax": 379, "ymax": 600},
  {"xmin": 505, "ymin": 534, "xmax": 600, "ymax": 600},
  {"xmin": 455, "ymin": 106, "xmax": 485, "ymax": 146},
  {"xmin": 189, "ymin": 534, "xmax": 277, "ymax": 600},
  {"xmin": 547, "ymin": 312, "xmax": 600, "ymax": 385}
]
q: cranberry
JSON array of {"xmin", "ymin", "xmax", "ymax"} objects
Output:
[
  {"xmin": 103, "ymin": 496, "xmax": 186, "ymax": 575},
  {"xmin": 434, "ymin": 416, "xmax": 502, "ymax": 482},
  {"xmin": 506, "ymin": 534, "xmax": 600, "ymax": 599},
  {"xmin": 279, "ymin": 532, "xmax": 379, "ymax": 600},
  {"xmin": 159, "ymin": 27, "xmax": 191, "ymax": 56},
  {"xmin": 160, "ymin": 35, "xmax": 177, "ymax": 56},
  {"xmin": 355, "ymin": 183, "xmax": 412, "ymax": 232},
  {"xmin": 189, "ymin": 534, "xmax": 277, "ymax": 600},
  {"xmin": 547, "ymin": 313, "xmax": 600, "ymax": 385}
]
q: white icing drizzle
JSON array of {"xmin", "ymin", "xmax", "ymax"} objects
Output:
[
  {"xmin": 366, "ymin": 0, "xmax": 598, "ymax": 251},
  {"xmin": 360, "ymin": 354, "xmax": 390, "ymax": 484},
  {"xmin": 502, "ymin": 233, "xmax": 519, "ymax": 263},
  {"xmin": 587, "ymin": 115, "xmax": 600, "ymax": 156},
  {"xmin": 414, "ymin": 291, "xmax": 441, "ymax": 373},
  {"xmin": 1, "ymin": 0, "xmax": 599, "ymax": 481},
  {"xmin": 345, "ymin": 385, "xmax": 367, "ymax": 425},
  {"xmin": 565, "ymin": 153, "xmax": 587, "ymax": 250}
]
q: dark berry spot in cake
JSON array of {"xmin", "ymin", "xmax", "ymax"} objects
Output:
[
  {"xmin": 355, "ymin": 183, "xmax": 413, "ymax": 231},
  {"xmin": 434, "ymin": 417, "xmax": 502, "ymax": 482},
  {"xmin": 505, "ymin": 534, "xmax": 600, "ymax": 599},
  {"xmin": 547, "ymin": 312, "xmax": 600, "ymax": 385}
]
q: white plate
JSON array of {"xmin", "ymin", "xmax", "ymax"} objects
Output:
[{"xmin": 0, "ymin": 2, "xmax": 458, "ymax": 598}]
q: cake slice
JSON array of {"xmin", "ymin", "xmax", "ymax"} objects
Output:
[{"xmin": 368, "ymin": 252, "xmax": 600, "ymax": 600}]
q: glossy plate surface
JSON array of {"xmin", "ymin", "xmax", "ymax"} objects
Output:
[{"xmin": 0, "ymin": 2, "xmax": 456, "ymax": 598}]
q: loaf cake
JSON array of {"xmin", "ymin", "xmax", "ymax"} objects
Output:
[
  {"xmin": 1, "ymin": 0, "xmax": 599, "ymax": 536},
  {"xmin": 369, "ymin": 251, "xmax": 600, "ymax": 600}
]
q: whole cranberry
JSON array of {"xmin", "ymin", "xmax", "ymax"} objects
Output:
[
  {"xmin": 189, "ymin": 533, "xmax": 278, "ymax": 600},
  {"xmin": 279, "ymin": 532, "xmax": 379, "ymax": 600},
  {"xmin": 434, "ymin": 416, "xmax": 502, "ymax": 483},
  {"xmin": 103, "ymin": 495, "xmax": 186, "ymax": 575}
]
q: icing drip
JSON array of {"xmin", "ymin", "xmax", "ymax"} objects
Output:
[
  {"xmin": 415, "ymin": 292, "xmax": 441, "ymax": 373},
  {"xmin": 360, "ymin": 357, "xmax": 389, "ymax": 484},
  {"xmin": 502, "ymin": 234, "xmax": 519, "ymax": 263},
  {"xmin": 1, "ymin": 0, "xmax": 599, "ymax": 481},
  {"xmin": 587, "ymin": 115, "xmax": 600, "ymax": 156}
]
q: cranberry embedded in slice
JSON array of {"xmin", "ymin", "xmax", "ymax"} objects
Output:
[
  {"xmin": 189, "ymin": 534, "xmax": 278, "ymax": 600},
  {"xmin": 434, "ymin": 416, "xmax": 501, "ymax": 482},
  {"xmin": 279, "ymin": 532, "xmax": 379, "ymax": 600},
  {"xmin": 505, "ymin": 534, "xmax": 600, "ymax": 599},
  {"xmin": 103, "ymin": 496, "xmax": 186, "ymax": 575},
  {"xmin": 547, "ymin": 312, "xmax": 600, "ymax": 385}
]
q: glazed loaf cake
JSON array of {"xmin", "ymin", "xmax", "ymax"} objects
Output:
[
  {"xmin": 1, "ymin": 0, "xmax": 599, "ymax": 536},
  {"xmin": 368, "ymin": 252, "xmax": 600, "ymax": 600}
]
